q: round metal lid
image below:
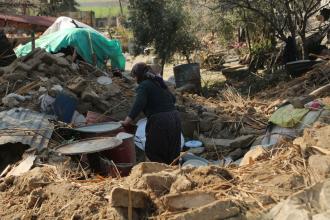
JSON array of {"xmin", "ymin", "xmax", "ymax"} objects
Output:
[
  {"xmin": 116, "ymin": 132, "xmax": 134, "ymax": 140},
  {"xmin": 74, "ymin": 122, "xmax": 122, "ymax": 134},
  {"xmin": 182, "ymin": 159, "xmax": 208, "ymax": 168},
  {"xmin": 56, "ymin": 137, "xmax": 123, "ymax": 155}
]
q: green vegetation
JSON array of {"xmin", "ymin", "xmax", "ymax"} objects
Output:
[{"xmin": 79, "ymin": 6, "xmax": 127, "ymax": 18}]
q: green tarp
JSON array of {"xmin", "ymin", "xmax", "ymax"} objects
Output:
[
  {"xmin": 269, "ymin": 104, "xmax": 310, "ymax": 128},
  {"xmin": 15, "ymin": 28, "xmax": 125, "ymax": 70}
]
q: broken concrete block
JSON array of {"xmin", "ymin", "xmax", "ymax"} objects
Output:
[
  {"xmin": 240, "ymin": 146, "xmax": 266, "ymax": 166},
  {"xmin": 201, "ymin": 135, "xmax": 255, "ymax": 150},
  {"xmin": 163, "ymin": 191, "xmax": 216, "ymax": 211},
  {"xmin": 108, "ymin": 187, "xmax": 150, "ymax": 208},
  {"xmin": 130, "ymin": 162, "xmax": 171, "ymax": 178},
  {"xmin": 309, "ymin": 155, "xmax": 330, "ymax": 179},
  {"xmin": 168, "ymin": 200, "xmax": 240, "ymax": 220},
  {"xmin": 67, "ymin": 77, "xmax": 88, "ymax": 95},
  {"xmin": 140, "ymin": 172, "xmax": 176, "ymax": 195}
]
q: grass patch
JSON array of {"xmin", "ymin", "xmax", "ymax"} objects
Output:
[{"xmin": 79, "ymin": 6, "xmax": 127, "ymax": 18}]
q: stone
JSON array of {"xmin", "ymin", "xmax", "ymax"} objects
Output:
[
  {"xmin": 318, "ymin": 179, "xmax": 330, "ymax": 210},
  {"xmin": 54, "ymin": 56, "xmax": 70, "ymax": 67},
  {"xmin": 228, "ymin": 148, "xmax": 245, "ymax": 161},
  {"xmin": 201, "ymin": 135, "xmax": 255, "ymax": 150},
  {"xmin": 294, "ymin": 125, "xmax": 330, "ymax": 151},
  {"xmin": 103, "ymin": 83, "xmax": 121, "ymax": 98},
  {"xmin": 163, "ymin": 191, "xmax": 216, "ymax": 211},
  {"xmin": 313, "ymin": 212, "xmax": 330, "ymax": 220},
  {"xmin": 170, "ymin": 175, "xmax": 194, "ymax": 194},
  {"xmin": 81, "ymin": 90, "xmax": 99, "ymax": 102},
  {"xmin": 168, "ymin": 200, "xmax": 240, "ymax": 220},
  {"xmin": 108, "ymin": 187, "xmax": 150, "ymax": 208},
  {"xmin": 308, "ymin": 155, "xmax": 330, "ymax": 179},
  {"xmin": 265, "ymin": 179, "xmax": 330, "ymax": 220},
  {"xmin": 67, "ymin": 77, "xmax": 88, "ymax": 95},
  {"xmin": 240, "ymin": 146, "xmax": 266, "ymax": 166},
  {"xmin": 40, "ymin": 52, "xmax": 56, "ymax": 65}
]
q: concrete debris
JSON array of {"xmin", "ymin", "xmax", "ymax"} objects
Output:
[
  {"xmin": 240, "ymin": 146, "xmax": 266, "ymax": 166},
  {"xmin": 0, "ymin": 49, "xmax": 135, "ymax": 119},
  {"xmin": 163, "ymin": 191, "xmax": 216, "ymax": 211},
  {"xmin": 168, "ymin": 200, "xmax": 240, "ymax": 220},
  {"xmin": 2, "ymin": 93, "xmax": 30, "ymax": 108},
  {"xmin": 138, "ymin": 172, "xmax": 176, "ymax": 196},
  {"xmin": 309, "ymin": 155, "xmax": 330, "ymax": 180},
  {"xmin": 108, "ymin": 187, "xmax": 150, "ymax": 208},
  {"xmin": 200, "ymin": 135, "xmax": 255, "ymax": 150},
  {"xmin": 294, "ymin": 124, "xmax": 330, "ymax": 152},
  {"xmin": 265, "ymin": 179, "xmax": 330, "ymax": 220}
]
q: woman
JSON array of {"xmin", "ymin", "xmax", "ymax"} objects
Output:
[{"xmin": 121, "ymin": 62, "xmax": 181, "ymax": 165}]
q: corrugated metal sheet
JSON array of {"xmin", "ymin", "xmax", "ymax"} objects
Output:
[
  {"xmin": 0, "ymin": 108, "xmax": 53, "ymax": 149},
  {"xmin": 0, "ymin": 14, "xmax": 56, "ymax": 31}
]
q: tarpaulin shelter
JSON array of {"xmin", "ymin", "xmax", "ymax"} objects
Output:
[
  {"xmin": 42, "ymin": 16, "xmax": 95, "ymax": 36},
  {"xmin": 15, "ymin": 28, "xmax": 126, "ymax": 70}
]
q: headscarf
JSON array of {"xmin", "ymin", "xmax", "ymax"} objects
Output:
[{"xmin": 131, "ymin": 62, "xmax": 167, "ymax": 89}]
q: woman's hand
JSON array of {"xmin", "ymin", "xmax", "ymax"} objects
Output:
[{"xmin": 120, "ymin": 116, "xmax": 133, "ymax": 127}]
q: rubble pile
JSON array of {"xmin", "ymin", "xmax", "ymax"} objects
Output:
[
  {"xmin": 259, "ymin": 61, "xmax": 330, "ymax": 100},
  {"xmin": 0, "ymin": 49, "xmax": 135, "ymax": 120},
  {"xmin": 177, "ymin": 88, "xmax": 271, "ymax": 137},
  {"xmin": 1, "ymin": 123, "xmax": 330, "ymax": 220}
]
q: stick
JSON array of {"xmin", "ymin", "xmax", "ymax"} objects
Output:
[
  {"xmin": 170, "ymin": 151, "xmax": 190, "ymax": 166},
  {"xmin": 128, "ymin": 187, "xmax": 132, "ymax": 220},
  {"xmin": 5, "ymin": 81, "xmax": 9, "ymax": 96},
  {"xmin": 110, "ymin": 160, "xmax": 121, "ymax": 179}
]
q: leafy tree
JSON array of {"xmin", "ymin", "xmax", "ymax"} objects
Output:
[
  {"xmin": 215, "ymin": 0, "xmax": 330, "ymax": 58},
  {"xmin": 38, "ymin": 0, "xmax": 79, "ymax": 16},
  {"xmin": 128, "ymin": 0, "xmax": 199, "ymax": 74}
]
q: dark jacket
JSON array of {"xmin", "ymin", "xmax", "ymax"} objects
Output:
[{"xmin": 128, "ymin": 79, "xmax": 176, "ymax": 120}]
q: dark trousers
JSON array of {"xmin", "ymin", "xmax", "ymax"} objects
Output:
[{"xmin": 145, "ymin": 111, "xmax": 181, "ymax": 165}]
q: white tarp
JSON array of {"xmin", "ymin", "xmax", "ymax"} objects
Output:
[
  {"xmin": 134, "ymin": 118, "xmax": 185, "ymax": 151},
  {"xmin": 42, "ymin": 16, "xmax": 95, "ymax": 36}
]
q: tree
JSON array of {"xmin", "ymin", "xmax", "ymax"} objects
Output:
[
  {"xmin": 128, "ymin": 0, "xmax": 199, "ymax": 74},
  {"xmin": 38, "ymin": 0, "xmax": 79, "ymax": 16},
  {"xmin": 215, "ymin": 0, "xmax": 330, "ymax": 58}
]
